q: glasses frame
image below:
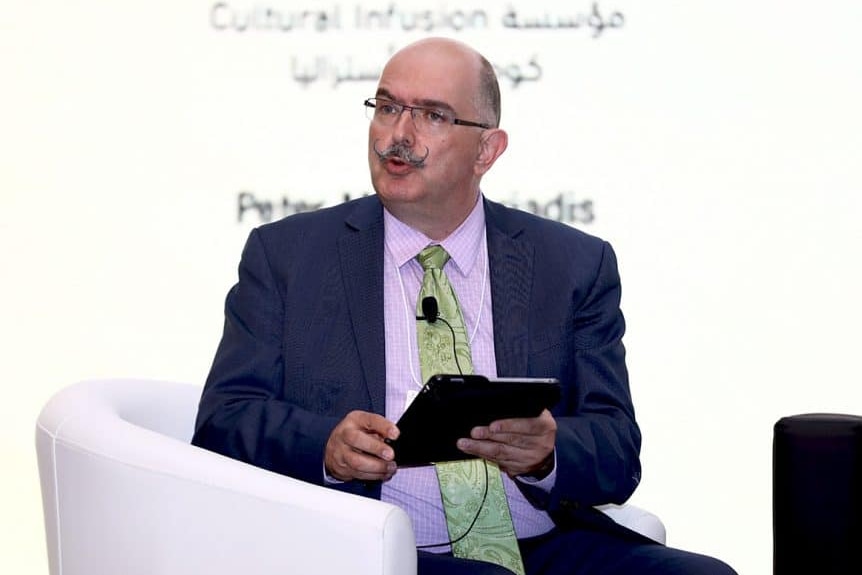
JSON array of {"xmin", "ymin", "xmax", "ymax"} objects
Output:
[{"xmin": 363, "ymin": 98, "xmax": 491, "ymax": 131}]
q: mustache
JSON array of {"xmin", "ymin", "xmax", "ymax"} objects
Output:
[{"xmin": 372, "ymin": 140, "xmax": 429, "ymax": 168}]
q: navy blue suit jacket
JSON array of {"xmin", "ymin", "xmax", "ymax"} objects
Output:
[{"xmin": 193, "ymin": 195, "xmax": 641, "ymax": 529}]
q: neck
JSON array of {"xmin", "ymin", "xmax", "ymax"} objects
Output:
[{"xmin": 383, "ymin": 192, "xmax": 481, "ymax": 241}]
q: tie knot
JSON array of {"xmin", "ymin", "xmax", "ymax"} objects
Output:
[{"xmin": 417, "ymin": 245, "xmax": 450, "ymax": 271}]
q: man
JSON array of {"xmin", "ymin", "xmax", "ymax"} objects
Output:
[{"xmin": 193, "ymin": 37, "xmax": 735, "ymax": 574}]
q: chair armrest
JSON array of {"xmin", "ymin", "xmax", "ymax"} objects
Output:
[
  {"xmin": 36, "ymin": 380, "xmax": 416, "ymax": 575},
  {"xmin": 596, "ymin": 503, "xmax": 667, "ymax": 544}
]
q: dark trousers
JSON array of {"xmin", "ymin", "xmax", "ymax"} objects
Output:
[{"xmin": 417, "ymin": 527, "xmax": 736, "ymax": 575}]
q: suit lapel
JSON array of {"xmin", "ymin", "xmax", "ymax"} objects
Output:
[
  {"xmin": 485, "ymin": 200, "xmax": 534, "ymax": 377},
  {"xmin": 333, "ymin": 197, "xmax": 533, "ymax": 412},
  {"xmin": 338, "ymin": 198, "xmax": 387, "ymax": 415}
]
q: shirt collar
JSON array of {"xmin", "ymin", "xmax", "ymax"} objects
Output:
[{"xmin": 383, "ymin": 195, "xmax": 486, "ymax": 277}]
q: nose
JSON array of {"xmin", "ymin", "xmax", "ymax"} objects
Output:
[{"xmin": 389, "ymin": 107, "xmax": 416, "ymax": 145}]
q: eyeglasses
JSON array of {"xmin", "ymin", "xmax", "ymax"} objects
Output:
[{"xmin": 364, "ymin": 98, "xmax": 491, "ymax": 133}]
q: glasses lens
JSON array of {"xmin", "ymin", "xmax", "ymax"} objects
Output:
[
  {"xmin": 366, "ymin": 99, "xmax": 398, "ymax": 123},
  {"xmin": 364, "ymin": 98, "xmax": 459, "ymax": 133},
  {"xmin": 414, "ymin": 108, "xmax": 452, "ymax": 130}
]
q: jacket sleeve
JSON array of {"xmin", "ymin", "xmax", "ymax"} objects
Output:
[
  {"xmin": 520, "ymin": 241, "xmax": 642, "ymax": 520},
  {"xmin": 191, "ymin": 228, "xmax": 340, "ymax": 487}
]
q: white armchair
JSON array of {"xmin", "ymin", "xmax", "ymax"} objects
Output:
[{"xmin": 35, "ymin": 378, "xmax": 665, "ymax": 575}]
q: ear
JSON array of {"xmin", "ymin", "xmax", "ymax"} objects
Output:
[{"xmin": 474, "ymin": 128, "xmax": 508, "ymax": 176}]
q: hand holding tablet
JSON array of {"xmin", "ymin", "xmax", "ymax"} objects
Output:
[{"xmin": 386, "ymin": 374, "xmax": 561, "ymax": 467}]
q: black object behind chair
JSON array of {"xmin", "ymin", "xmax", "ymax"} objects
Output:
[{"xmin": 773, "ymin": 413, "xmax": 862, "ymax": 574}]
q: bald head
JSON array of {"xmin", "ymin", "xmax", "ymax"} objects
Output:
[
  {"xmin": 383, "ymin": 38, "xmax": 501, "ymax": 128},
  {"xmin": 368, "ymin": 37, "xmax": 509, "ymax": 239}
]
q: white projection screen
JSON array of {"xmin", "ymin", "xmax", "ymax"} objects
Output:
[{"xmin": 2, "ymin": 1, "xmax": 861, "ymax": 573}]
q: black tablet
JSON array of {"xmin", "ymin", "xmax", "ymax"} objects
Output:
[{"xmin": 387, "ymin": 374, "xmax": 561, "ymax": 467}]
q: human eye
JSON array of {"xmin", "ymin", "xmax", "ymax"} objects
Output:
[
  {"xmin": 377, "ymin": 100, "xmax": 400, "ymax": 116},
  {"xmin": 420, "ymin": 108, "xmax": 451, "ymax": 125}
]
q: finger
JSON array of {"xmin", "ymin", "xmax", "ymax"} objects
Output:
[
  {"xmin": 340, "ymin": 411, "xmax": 398, "ymax": 456},
  {"xmin": 457, "ymin": 437, "xmax": 514, "ymax": 461},
  {"xmin": 471, "ymin": 421, "xmax": 554, "ymax": 450},
  {"xmin": 352, "ymin": 411, "xmax": 400, "ymax": 441},
  {"xmin": 458, "ymin": 432, "xmax": 554, "ymax": 471},
  {"xmin": 327, "ymin": 435, "xmax": 397, "ymax": 481},
  {"xmin": 488, "ymin": 410, "xmax": 556, "ymax": 436},
  {"xmin": 340, "ymin": 448, "xmax": 398, "ymax": 480},
  {"xmin": 341, "ymin": 421, "xmax": 396, "ymax": 462},
  {"xmin": 477, "ymin": 430, "xmax": 537, "ymax": 449},
  {"xmin": 330, "ymin": 459, "xmax": 396, "ymax": 482},
  {"xmin": 456, "ymin": 440, "xmax": 535, "ymax": 476}
]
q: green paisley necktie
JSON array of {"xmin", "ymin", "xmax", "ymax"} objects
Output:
[{"xmin": 415, "ymin": 245, "xmax": 525, "ymax": 575}]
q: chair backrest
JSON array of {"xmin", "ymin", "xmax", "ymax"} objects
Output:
[{"xmin": 35, "ymin": 379, "xmax": 212, "ymax": 575}]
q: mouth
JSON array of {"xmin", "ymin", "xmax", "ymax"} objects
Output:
[{"xmin": 383, "ymin": 156, "xmax": 414, "ymax": 175}]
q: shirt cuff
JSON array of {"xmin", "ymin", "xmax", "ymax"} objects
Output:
[
  {"xmin": 323, "ymin": 463, "xmax": 345, "ymax": 485},
  {"xmin": 515, "ymin": 450, "xmax": 557, "ymax": 492}
]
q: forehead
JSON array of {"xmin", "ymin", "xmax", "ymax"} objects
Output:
[{"xmin": 376, "ymin": 43, "xmax": 479, "ymax": 111}]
